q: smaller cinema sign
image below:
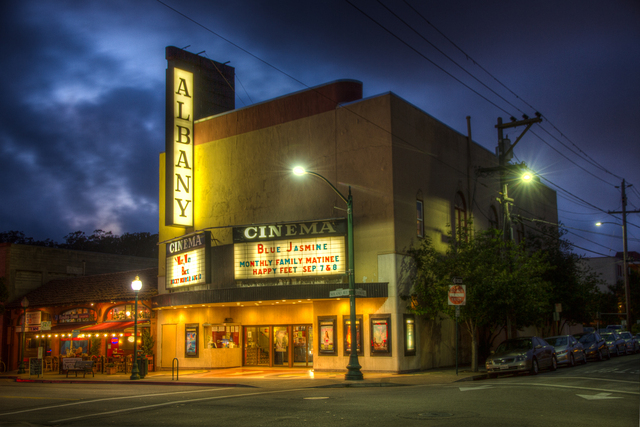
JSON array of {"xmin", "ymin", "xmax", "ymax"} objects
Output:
[{"xmin": 165, "ymin": 231, "xmax": 211, "ymax": 289}]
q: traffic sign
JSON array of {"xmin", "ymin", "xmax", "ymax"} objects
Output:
[
  {"xmin": 355, "ymin": 289, "xmax": 367, "ymax": 297},
  {"xmin": 448, "ymin": 285, "xmax": 466, "ymax": 306},
  {"xmin": 452, "ymin": 277, "xmax": 463, "ymax": 284}
]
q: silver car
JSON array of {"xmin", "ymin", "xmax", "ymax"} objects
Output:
[
  {"xmin": 618, "ymin": 331, "xmax": 640, "ymax": 354},
  {"xmin": 486, "ymin": 337, "xmax": 557, "ymax": 377},
  {"xmin": 600, "ymin": 332, "xmax": 626, "ymax": 356},
  {"xmin": 544, "ymin": 335, "xmax": 587, "ymax": 367}
]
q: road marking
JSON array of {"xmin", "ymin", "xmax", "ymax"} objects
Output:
[
  {"xmin": 304, "ymin": 397, "xmax": 329, "ymax": 400},
  {"xmin": 459, "ymin": 385, "xmax": 492, "ymax": 391},
  {"xmin": 577, "ymin": 392, "xmax": 622, "ymax": 400},
  {"xmin": 0, "ymin": 387, "xmax": 235, "ymax": 416},
  {"xmin": 555, "ymin": 376, "xmax": 638, "ymax": 384},
  {"xmin": 0, "ymin": 395, "xmax": 79, "ymax": 401},
  {"xmin": 51, "ymin": 388, "xmax": 308, "ymax": 423},
  {"xmin": 502, "ymin": 383, "xmax": 639, "ymax": 395}
]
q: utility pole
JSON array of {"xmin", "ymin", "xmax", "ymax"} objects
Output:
[
  {"xmin": 492, "ymin": 115, "xmax": 542, "ymax": 338},
  {"xmin": 495, "ymin": 115, "xmax": 542, "ymax": 242},
  {"xmin": 608, "ymin": 179, "xmax": 640, "ymax": 329}
]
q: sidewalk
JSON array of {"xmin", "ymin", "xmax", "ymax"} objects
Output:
[{"xmin": 0, "ymin": 366, "xmax": 487, "ymax": 389}]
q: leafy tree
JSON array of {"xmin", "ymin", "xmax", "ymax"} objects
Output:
[
  {"xmin": 89, "ymin": 337, "xmax": 102, "ymax": 357},
  {"xmin": 141, "ymin": 328, "xmax": 155, "ymax": 356},
  {"xmin": 406, "ymin": 226, "xmax": 551, "ymax": 371},
  {"xmin": 525, "ymin": 224, "xmax": 603, "ymax": 335}
]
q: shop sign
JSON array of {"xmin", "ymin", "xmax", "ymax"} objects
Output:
[
  {"xmin": 26, "ymin": 311, "xmax": 42, "ymax": 325},
  {"xmin": 166, "ymin": 67, "xmax": 194, "ymax": 227},
  {"xmin": 233, "ymin": 219, "xmax": 347, "ymax": 279},
  {"xmin": 233, "ymin": 219, "xmax": 347, "ymax": 242},
  {"xmin": 165, "ymin": 231, "xmax": 211, "ymax": 288},
  {"xmin": 234, "ymin": 236, "xmax": 346, "ymax": 279}
]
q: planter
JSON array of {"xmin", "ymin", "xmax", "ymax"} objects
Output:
[{"xmin": 106, "ymin": 367, "xmax": 117, "ymax": 375}]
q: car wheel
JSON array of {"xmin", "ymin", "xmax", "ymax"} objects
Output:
[
  {"xmin": 569, "ymin": 354, "xmax": 575, "ymax": 367},
  {"xmin": 530, "ymin": 358, "xmax": 539, "ymax": 375},
  {"xmin": 550, "ymin": 356, "xmax": 557, "ymax": 371},
  {"xmin": 597, "ymin": 350, "xmax": 603, "ymax": 361},
  {"xmin": 582, "ymin": 351, "xmax": 588, "ymax": 364},
  {"xmin": 606, "ymin": 348, "xmax": 611, "ymax": 360},
  {"xmin": 617, "ymin": 346, "xmax": 622, "ymax": 356}
]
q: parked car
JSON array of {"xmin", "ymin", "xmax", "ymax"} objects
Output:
[
  {"xmin": 606, "ymin": 325, "xmax": 624, "ymax": 332},
  {"xmin": 486, "ymin": 336, "xmax": 557, "ymax": 377},
  {"xmin": 600, "ymin": 332, "xmax": 626, "ymax": 356},
  {"xmin": 574, "ymin": 332, "xmax": 610, "ymax": 361},
  {"xmin": 617, "ymin": 331, "xmax": 640, "ymax": 354},
  {"xmin": 544, "ymin": 335, "xmax": 587, "ymax": 366}
]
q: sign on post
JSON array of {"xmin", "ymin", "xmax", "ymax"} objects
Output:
[{"xmin": 448, "ymin": 284, "xmax": 466, "ymax": 306}]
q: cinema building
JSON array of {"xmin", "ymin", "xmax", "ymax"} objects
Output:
[{"xmin": 153, "ymin": 47, "xmax": 558, "ymax": 373}]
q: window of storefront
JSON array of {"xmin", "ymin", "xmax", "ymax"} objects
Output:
[
  {"xmin": 318, "ymin": 316, "xmax": 337, "ymax": 356},
  {"xmin": 105, "ymin": 304, "xmax": 151, "ymax": 321},
  {"xmin": 370, "ymin": 314, "xmax": 391, "ymax": 356},
  {"xmin": 343, "ymin": 315, "xmax": 363, "ymax": 356},
  {"xmin": 209, "ymin": 325, "xmax": 240, "ymax": 348},
  {"xmin": 404, "ymin": 314, "xmax": 416, "ymax": 356},
  {"xmin": 417, "ymin": 199, "xmax": 424, "ymax": 238}
]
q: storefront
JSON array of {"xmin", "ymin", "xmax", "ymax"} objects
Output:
[{"xmin": 6, "ymin": 268, "xmax": 157, "ymax": 371}]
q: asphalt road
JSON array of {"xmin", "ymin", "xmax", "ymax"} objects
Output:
[{"xmin": 0, "ymin": 354, "xmax": 637, "ymax": 427}]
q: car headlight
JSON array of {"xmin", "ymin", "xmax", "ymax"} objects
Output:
[
  {"xmin": 515, "ymin": 355, "xmax": 526, "ymax": 362},
  {"xmin": 588, "ymin": 344, "xmax": 596, "ymax": 350}
]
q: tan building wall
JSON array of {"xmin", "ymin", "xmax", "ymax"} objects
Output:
[{"xmin": 156, "ymin": 80, "xmax": 558, "ymax": 373}]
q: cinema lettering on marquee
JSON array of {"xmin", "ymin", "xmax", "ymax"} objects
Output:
[
  {"xmin": 166, "ymin": 67, "xmax": 194, "ymax": 227},
  {"xmin": 165, "ymin": 231, "xmax": 210, "ymax": 288},
  {"xmin": 233, "ymin": 220, "xmax": 347, "ymax": 279}
]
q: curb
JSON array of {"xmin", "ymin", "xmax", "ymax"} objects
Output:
[{"xmin": 14, "ymin": 377, "xmax": 254, "ymax": 387}]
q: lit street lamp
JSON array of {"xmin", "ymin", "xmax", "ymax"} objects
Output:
[
  {"xmin": 130, "ymin": 276, "xmax": 142, "ymax": 380},
  {"xmin": 596, "ymin": 221, "xmax": 631, "ymax": 328},
  {"xmin": 293, "ymin": 166, "xmax": 363, "ymax": 381},
  {"xmin": 17, "ymin": 297, "xmax": 29, "ymax": 374}
]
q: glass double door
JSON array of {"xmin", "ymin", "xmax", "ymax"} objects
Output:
[{"xmin": 243, "ymin": 325, "xmax": 313, "ymax": 367}]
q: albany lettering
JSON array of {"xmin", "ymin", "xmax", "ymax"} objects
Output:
[{"xmin": 171, "ymin": 68, "xmax": 194, "ymax": 226}]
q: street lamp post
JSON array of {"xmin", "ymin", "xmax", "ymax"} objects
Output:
[
  {"xmin": 18, "ymin": 297, "xmax": 29, "ymax": 374},
  {"xmin": 293, "ymin": 166, "xmax": 363, "ymax": 381},
  {"xmin": 130, "ymin": 276, "xmax": 142, "ymax": 380}
]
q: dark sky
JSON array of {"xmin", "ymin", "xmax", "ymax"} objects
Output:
[{"xmin": 1, "ymin": 0, "xmax": 639, "ymax": 256}]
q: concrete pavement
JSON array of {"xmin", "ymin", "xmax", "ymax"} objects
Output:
[{"xmin": 1, "ymin": 366, "xmax": 487, "ymax": 389}]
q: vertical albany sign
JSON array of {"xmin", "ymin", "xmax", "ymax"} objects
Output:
[{"xmin": 166, "ymin": 67, "xmax": 194, "ymax": 227}]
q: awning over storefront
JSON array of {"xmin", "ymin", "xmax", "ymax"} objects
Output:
[{"xmin": 79, "ymin": 321, "xmax": 149, "ymax": 333}]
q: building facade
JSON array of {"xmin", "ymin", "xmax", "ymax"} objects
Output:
[
  {"xmin": 5, "ymin": 268, "xmax": 157, "ymax": 371},
  {"xmin": 154, "ymin": 47, "xmax": 558, "ymax": 373}
]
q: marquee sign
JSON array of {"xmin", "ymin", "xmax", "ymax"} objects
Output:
[
  {"xmin": 166, "ymin": 67, "xmax": 194, "ymax": 227},
  {"xmin": 233, "ymin": 220, "xmax": 347, "ymax": 279},
  {"xmin": 165, "ymin": 231, "xmax": 211, "ymax": 288}
]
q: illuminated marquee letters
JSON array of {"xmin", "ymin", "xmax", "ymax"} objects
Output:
[
  {"xmin": 166, "ymin": 68, "xmax": 194, "ymax": 227},
  {"xmin": 165, "ymin": 231, "xmax": 211, "ymax": 288}
]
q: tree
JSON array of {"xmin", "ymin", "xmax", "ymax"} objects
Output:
[
  {"xmin": 525, "ymin": 224, "xmax": 603, "ymax": 335},
  {"xmin": 141, "ymin": 328, "xmax": 155, "ymax": 356},
  {"xmin": 406, "ymin": 226, "xmax": 551, "ymax": 371}
]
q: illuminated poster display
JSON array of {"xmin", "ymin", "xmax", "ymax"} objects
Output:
[
  {"xmin": 318, "ymin": 316, "xmax": 336, "ymax": 355},
  {"xmin": 166, "ymin": 67, "xmax": 194, "ymax": 227},
  {"xmin": 370, "ymin": 314, "xmax": 392, "ymax": 356},
  {"xmin": 185, "ymin": 324, "xmax": 199, "ymax": 358},
  {"xmin": 233, "ymin": 220, "xmax": 347, "ymax": 280},
  {"xmin": 343, "ymin": 315, "xmax": 363, "ymax": 356},
  {"xmin": 165, "ymin": 232, "xmax": 211, "ymax": 289}
]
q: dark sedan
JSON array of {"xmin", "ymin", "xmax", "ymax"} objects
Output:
[
  {"xmin": 573, "ymin": 332, "xmax": 610, "ymax": 361},
  {"xmin": 486, "ymin": 336, "xmax": 557, "ymax": 377}
]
